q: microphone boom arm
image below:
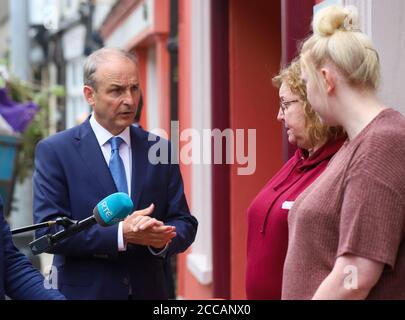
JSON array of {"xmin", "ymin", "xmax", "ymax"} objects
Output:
[
  {"xmin": 28, "ymin": 192, "xmax": 134, "ymax": 255},
  {"xmin": 29, "ymin": 217, "xmax": 96, "ymax": 255},
  {"xmin": 11, "ymin": 217, "xmax": 77, "ymax": 235}
]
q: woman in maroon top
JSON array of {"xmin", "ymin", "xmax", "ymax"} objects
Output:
[
  {"xmin": 245, "ymin": 60, "xmax": 345, "ymax": 300},
  {"xmin": 282, "ymin": 5, "xmax": 405, "ymax": 300}
]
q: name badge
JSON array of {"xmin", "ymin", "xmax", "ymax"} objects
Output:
[{"xmin": 282, "ymin": 201, "xmax": 294, "ymax": 210}]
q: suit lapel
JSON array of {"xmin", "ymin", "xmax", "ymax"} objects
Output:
[
  {"xmin": 130, "ymin": 126, "xmax": 148, "ymax": 210},
  {"xmin": 74, "ymin": 120, "xmax": 117, "ymax": 196}
]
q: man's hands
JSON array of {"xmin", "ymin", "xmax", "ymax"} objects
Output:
[{"xmin": 123, "ymin": 204, "xmax": 176, "ymax": 249}]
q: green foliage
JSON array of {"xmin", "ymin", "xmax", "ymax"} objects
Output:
[{"xmin": 6, "ymin": 78, "xmax": 65, "ymax": 182}]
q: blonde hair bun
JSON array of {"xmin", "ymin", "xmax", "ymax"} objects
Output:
[{"xmin": 313, "ymin": 5, "xmax": 360, "ymax": 36}]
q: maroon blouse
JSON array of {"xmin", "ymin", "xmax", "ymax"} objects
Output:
[{"xmin": 245, "ymin": 137, "xmax": 345, "ymax": 299}]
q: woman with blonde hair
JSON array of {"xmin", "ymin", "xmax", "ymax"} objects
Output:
[
  {"xmin": 246, "ymin": 59, "xmax": 345, "ymax": 299},
  {"xmin": 282, "ymin": 5, "xmax": 405, "ymax": 300}
]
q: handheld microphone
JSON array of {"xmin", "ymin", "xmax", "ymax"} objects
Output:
[
  {"xmin": 93, "ymin": 192, "xmax": 133, "ymax": 226},
  {"xmin": 30, "ymin": 192, "xmax": 133, "ymax": 255}
]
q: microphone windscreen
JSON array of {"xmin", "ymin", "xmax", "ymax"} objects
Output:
[{"xmin": 93, "ymin": 192, "xmax": 134, "ymax": 226}]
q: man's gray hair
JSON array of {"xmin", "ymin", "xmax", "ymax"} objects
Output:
[{"xmin": 83, "ymin": 47, "xmax": 138, "ymax": 89}]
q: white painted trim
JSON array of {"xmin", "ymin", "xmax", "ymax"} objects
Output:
[
  {"xmin": 65, "ymin": 57, "xmax": 89, "ymax": 129},
  {"xmin": 371, "ymin": 0, "xmax": 405, "ymax": 114},
  {"xmin": 62, "ymin": 24, "xmax": 86, "ymax": 60},
  {"xmin": 186, "ymin": 0, "xmax": 213, "ymax": 285},
  {"xmin": 187, "ymin": 253, "xmax": 212, "ymax": 285},
  {"xmin": 105, "ymin": 0, "xmax": 154, "ymax": 48},
  {"xmin": 146, "ymin": 46, "xmax": 159, "ymax": 131}
]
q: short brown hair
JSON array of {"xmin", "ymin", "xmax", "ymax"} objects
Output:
[{"xmin": 272, "ymin": 59, "xmax": 344, "ymax": 148}]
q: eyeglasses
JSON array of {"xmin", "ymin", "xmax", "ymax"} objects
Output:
[{"xmin": 279, "ymin": 99, "xmax": 299, "ymax": 115}]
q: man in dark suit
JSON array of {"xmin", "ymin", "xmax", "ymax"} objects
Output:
[
  {"xmin": 0, "ymin": 196, "xmax": 65, "ymax": 300},
  {"xmin": 33, "ymin": 48, "xmax": 198, "ymax": 299}
]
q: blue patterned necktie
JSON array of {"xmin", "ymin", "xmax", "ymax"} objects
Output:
[{"xmin": 109, "ymin": 137, "xmax": 128, "ymax": 194}]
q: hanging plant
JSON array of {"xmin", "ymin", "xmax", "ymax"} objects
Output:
[{"xmin": 5, "ymin": 77, "xmax": 65, "ymax": 182}]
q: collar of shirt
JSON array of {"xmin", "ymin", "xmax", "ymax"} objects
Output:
[
  {"xmin": 89, "ymin": 114, "xmax": 132, "ymax": 196},
  {"xmin": 89, "ymin": 113, "xmax": 131, "ymax": 148}
]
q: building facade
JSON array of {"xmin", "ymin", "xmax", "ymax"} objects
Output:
[
  {"xmin": 97, "ymin": 0, "xmax": 405, "ymax": 299},
  {"xmin": 2, "ymin": 0, "xmax": 404, "ymax": 299}
]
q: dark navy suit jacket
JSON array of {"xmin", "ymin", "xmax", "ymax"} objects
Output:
[
  {"xmin": 0, "ymin": 197, "xmax": 65, "ymax": 300},
  {"xmin": 33, "ymin": 120, "xmax": 198, "ymax": 299}
]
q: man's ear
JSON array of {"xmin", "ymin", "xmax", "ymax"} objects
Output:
[
  {"xmin": 320, "ymin": 68, "xmax": 335, "ymax": 95},
  {"xmin": 83, "ymin": 85, "xmax": 95, "ymax": 107}
]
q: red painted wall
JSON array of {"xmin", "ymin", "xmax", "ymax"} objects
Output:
[
  {"xmin": 281, "ymin": 0, "xmax": 316, "ymax": 161},
  {"xmin": 177, "ymin": 0, "xmax": 285, "ymax": 299},
  {"xmin": 228, "ymin": 0, "xmax": 282, "ymax": 299}
]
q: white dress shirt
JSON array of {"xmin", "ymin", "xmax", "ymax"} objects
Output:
[
  {"xmin": 89, "ymin": 114, "xmax": 131, "ymax": 251},
  {"xmin": 89, "ymin": 116, "xmax": 169, "ymax": 256}
]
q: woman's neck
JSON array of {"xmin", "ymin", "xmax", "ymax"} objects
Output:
[
  {"xmin": 333, "ymin": 88, "xmax": 386, "ymax": 140},
  {"xmin": 307, "ymin": 138, "xmax": 327, "ymax": 157}
]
